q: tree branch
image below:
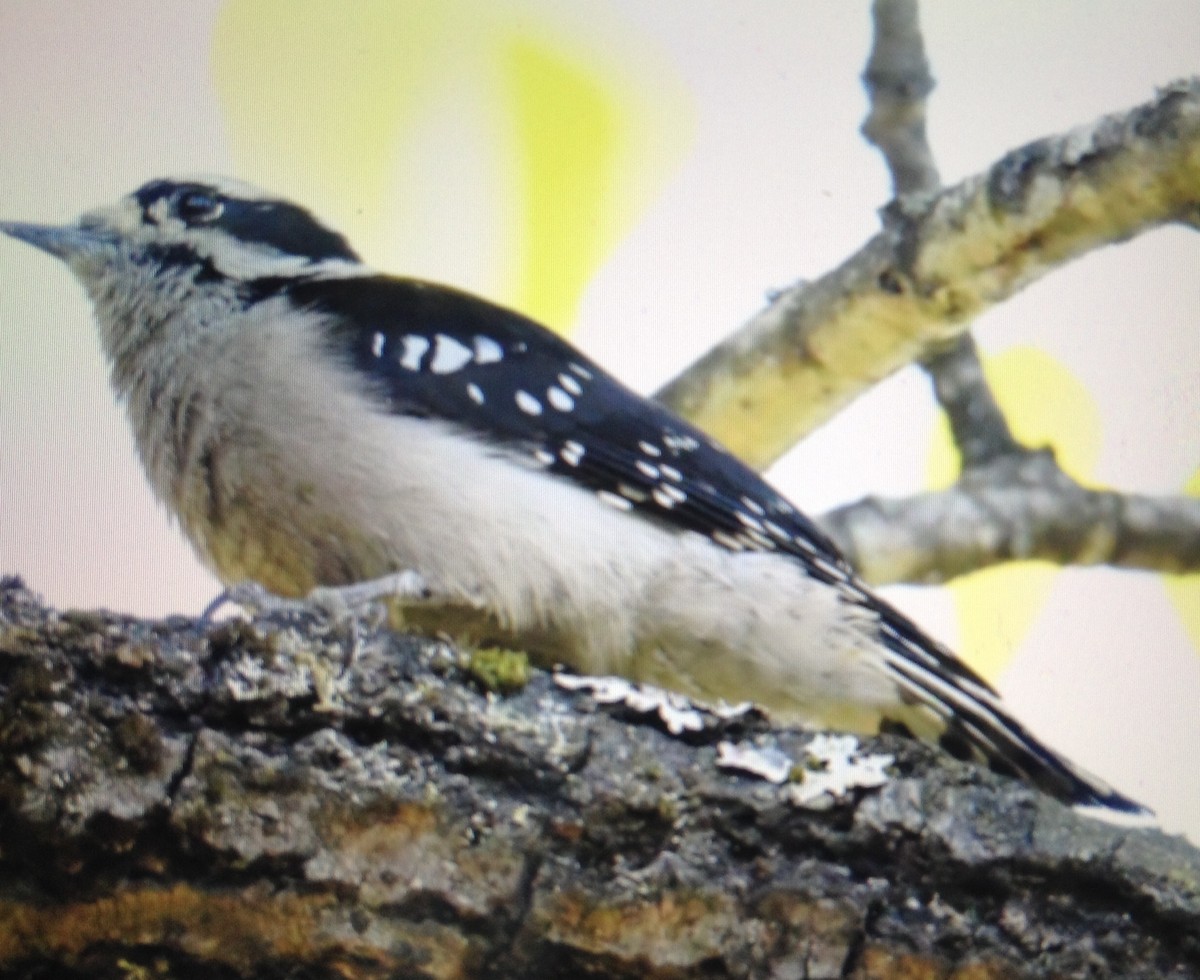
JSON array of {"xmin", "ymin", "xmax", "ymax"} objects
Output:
[
  {"xmin": 861, "ymin": 0, "xmax": 941, "ymax": 196},
  {"xmin": 920, "ymin": 332, "xmax": 1023, "ymax": 469},
  {"xmin": 862, "ymin": 0, "xmax": 1023, "ymax": 471},
  {"xmin": 825, "ymin": 0, "xmax": 1103, "ymax": 584},
  {"xmin": 822, "ymin": 451, "xmax": 1200, "ymax": 585},
  {"xmin": 2, "ymin": 579, "xmax": 1198, "ymax": 978},
  {"xmin": 654, "ymin": 77, "xmax": 1200, "ymax": 472}
]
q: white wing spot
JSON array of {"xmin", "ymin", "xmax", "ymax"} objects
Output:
[
  {"xmin": 659, "ymin": 483, "xmax": 687, "ymax": 504},
  {"xmin": 764, "ymin": 520, "xmax": 789, "ymax": 540},
  {"xmin": 560, "ymin": 440, "xmax": 585, "ymax": 467},
  {"xmin": 635, "ymin": 460, "xmax": 660, "ymax": 479},
  {"xmin": 371, "ymin": 332, "xmax": 386, "ymax": 358},
  {"xmin": 598, "ymin": 490, "xmax": 633, "ymax": 511},
  {"xmin": 740, "ymin": 495, "xmax": 766, "ymax": 516},
  {"xmin": 533, "ymin": 448, "xmax": 556, "ymax": 466},
  {"xmin": 474, "ymin": 336, "xmax": 504, "ymax": 364},
  {"xmin": 660, "ymin": 464, "xmax": 682, "ymax": 482},
  {"xmin": 664, "ymin": 433, "xmax": 700, "ymax": 452},
  {"xmin": 836, "ymin": 580, "xmax": 866, "ymax": 602},
  {"xmin": 652, "ymin": 487, "xmax": 677, "ymax": 509},
  {"xmin": 429, "ymin": 334, "xmax": 474, "ymax": 374},
  {"xmin": 466, "ymin": 382, "xmax": 485, "ymax": 405},
  {"xmin": 546, "ymin": 386, "xmax": 575, "ymax": 412},
  {"xmin": 638, "ymin": 440, "xmax": 662, "ymax": 458},
  {"xmin": 744, "ymin": 529, "xmax": 775, "ymax": 550},
  {"xmin": 515, "ymin": 390, "xmax": 543, "ymax": 416},
  {"xmin": 812, "ymin": 554, "xmax": 848, "ymax": 579},
  {"xmin": 558, "ymin": 373, "xmax": 583, "ymax": 396},
  {"xmin": 735, "ymin": 511, "xmax": 765, "ymax": 533},
  {"xmin": 398, "ymin": 335, "xmax": 430, "ymax": 371},
  {"xmin": 713, "ymin": 530, "xmax": 746, "ymax": 552},
  {"xmin": 618, "ymin": 483, "xmax": 648, "ymax": 503},
  {"xmin": 568, "ymin": 362, "xmax": 593, "ymax": 380}
]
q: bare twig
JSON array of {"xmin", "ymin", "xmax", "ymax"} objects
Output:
[
  {"xmin": 658, "ymin": 21, "xmax": 1200, "ymax": 582},
  {"xmin": 921, "ymin": 333, "xmax": 1023, "ymax": 468},
  {"xmin": 654, "ymin": 78, "xmax": 1200, "ymax": 472},
  {"xmin": 861, "ymin": 0, "xmax": 941, "ymax": 196},
  {"xmin": 862, "ymin": 0, "xmax": 1021, "ymax": 471},
  {"xmin": 821, "ymin": 452, "xmax": 1200, "ymax": 585}
]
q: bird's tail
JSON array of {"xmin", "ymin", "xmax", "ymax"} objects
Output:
[{"xmin": 876, "ymin": 607, "xmax": 1151, "ymax": 818}]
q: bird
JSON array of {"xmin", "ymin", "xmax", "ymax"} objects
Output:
[{"xmin": 0, "ymin": 176, "xmax": 1147, "ymax": 815}]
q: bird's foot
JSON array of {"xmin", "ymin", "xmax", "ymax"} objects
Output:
[
  {"xmin": 201, "ymin": 571, "xmax": 447, "ymax": 672},
  {"xmin": 201, "ymin": 581, "xmax": 294, "ymax": 622},
  {"xmin": 307, "ymin": 570, "xmax": 435, "ymax": 616},
  {"xmin": 202, "ymin": 570, "xmax": 436, "ymax": 622}
]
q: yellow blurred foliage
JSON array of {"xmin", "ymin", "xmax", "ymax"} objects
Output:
[
  {"xmin": 213, "ymin": 1, "xmax": 445, "ymax": 244},
  {"xmin": 926, "ymin": 347, "xmax": 1102, "ymax": 681},
  {"xmin": 211, "ymin": 0, "xmax": 692, "ymax": 335},
  {"xmin": 500, "ymin": 36, "xmax": 626, "ymax": 329}
]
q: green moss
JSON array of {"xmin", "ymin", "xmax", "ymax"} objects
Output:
[{"xmin": 466, "ymin": 647, "xmax": 531, "ymax": 694}]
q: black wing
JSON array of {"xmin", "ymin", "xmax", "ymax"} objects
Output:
[
  {"xmin": 287, "ymin": 274, "xmax": 844, "ymax": 560},
  {"xmin": 284, "ymin": 275, "xmax": 975, "ymax": 658},
  {"xmin": 282, "ymin": 274, "xmax": 1144, "ymax": 813}
]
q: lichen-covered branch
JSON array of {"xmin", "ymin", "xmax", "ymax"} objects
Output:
[
  {"xmin": 823, "ymin": 0, "xmax": 1099, "ymax": 585},
  {"xmin": 1, "ymin": 579, "xmax": 1198, "ymax": 979},
  {"xmin": 654, "ymin": 77, "xmax": 1200, "ymax": 472}
]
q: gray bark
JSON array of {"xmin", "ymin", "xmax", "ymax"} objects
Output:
[{"xmin": 1, "ymin": 577, "xmax": 1197, "ymax": 979}]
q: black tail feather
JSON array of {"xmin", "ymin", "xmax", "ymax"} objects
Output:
[{"xmin": 879, "ymin": 620, "xmax": 1149, "ymax": 816}]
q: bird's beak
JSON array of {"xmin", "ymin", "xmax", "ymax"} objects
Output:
[{"xmin": 0, "ymin": 221, "xmax": 109, "ymax": 262}]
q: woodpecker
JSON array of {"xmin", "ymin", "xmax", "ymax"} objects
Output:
[{"xmin": 1, "ymin": 177, "xmax": 1147, "ymax": 814}]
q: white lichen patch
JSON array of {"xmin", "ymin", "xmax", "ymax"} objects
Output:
[
  {"xmin": 716, "ymin": 740, "xmax": 793, "ymax": 783},
  {"xmin": 554, "ymin": 673, "xmax": 738, "ymax": 735},
  {"xmin": 784, "ymin": 733, "xmax": 894, "ymax": 809}
]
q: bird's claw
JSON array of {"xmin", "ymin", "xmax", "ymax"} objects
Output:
[
  {"xmin": 201, "ymin": 571, "xmax": 437, "ymax": 673},
  {"xmin": 201, "ymin": 581, "xmax": 296, "ymax": 622}
]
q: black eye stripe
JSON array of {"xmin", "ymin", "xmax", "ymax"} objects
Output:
[{"xmin": 129, "ymin": 179, "xmax": 359, "ymax": 264}]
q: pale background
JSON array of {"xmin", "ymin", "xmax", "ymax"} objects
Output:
[{"xmin": 0, "ymin": 2, "xmax": 1197, "ymax": 840}]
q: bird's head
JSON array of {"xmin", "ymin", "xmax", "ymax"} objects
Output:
[
  {"xmin": 2, "ymin": 176, "xmax": 361, "ymax": 291},
  {"xmin": 2, "ymin": 177, "xmax": 364, "ymax": 366}
]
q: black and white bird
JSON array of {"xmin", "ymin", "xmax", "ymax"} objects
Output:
[{"xmin": 0, "ymin": 177, "xmax": 1146, "ymax": 814}]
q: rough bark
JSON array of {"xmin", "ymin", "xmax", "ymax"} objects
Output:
[
  {"xmin": 808, "ymin": 4, "xmax": 1200, "ymax": 586},
  {"xmin": 1, "ymin": 578, "xmax": 1197, "ymax": 980}
]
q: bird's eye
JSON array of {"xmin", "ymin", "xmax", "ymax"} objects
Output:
[{"xmin": 174, "ymin": 190, "xmax": 224, "ymax": 225}]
